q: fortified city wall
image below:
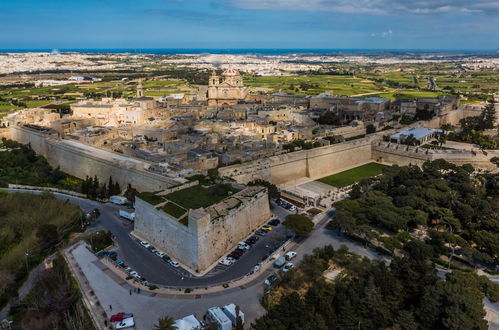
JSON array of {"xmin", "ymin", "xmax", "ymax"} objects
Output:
[
  {"xmin": 219, "ymin": 107, "xmax": 498, "ymax": 186},
  {"xmin": 134, "ymin": 186, "xmax": 271, "ymax": 273},
  {"xmin": 218, "ymin": 135, "xmax": 379, "ymax": 185},
  {"xmin": 373, "ymin": 141, "xmax": 499, "ymax": 171},
  {"xmin": 9, "ymin": 125, "xmax": 179, "ymax": 191}
]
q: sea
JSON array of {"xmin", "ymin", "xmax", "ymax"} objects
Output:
[{"xmin": 0, "ymin": 48, "xmax": 497, "ymax": 56}]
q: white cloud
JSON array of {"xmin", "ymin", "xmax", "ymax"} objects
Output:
[{"xmin": 227, "ymin": 0, "xmax": 499, "ymax": 15}]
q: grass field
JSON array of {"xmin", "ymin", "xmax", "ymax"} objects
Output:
[
  {"xmin": 160, "ymin": 202, "xmax": 187, "ymax": 219},
  {"xmin": 243, "ymin": 74, "xmax": 383, "ymax": 96},
  {"xmin": 166, "ymin": 184, "xmax": 236, "ymax": 209},
  {"xmin": 318, "ymin": 162, "xmax": 387, "ymax": 188}
]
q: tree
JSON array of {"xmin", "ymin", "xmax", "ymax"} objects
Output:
[
  {"xmin": 248, "ymin": 179, "xmax": 280, "ymax": 200},
  {"xmin": 480, "ymin": 100, "xmax": 496, "ymax": 130},
  {"xmin": 36, "ymin": 224, "xmax": 59, "ymax": 251},
  {"xmin": 491, "ymin": 157, "xmax": 499, "ymax": 168},
  {"xmin": 124, "ymin": 184, "xmax": 139, "ymax": 203},
  {"xmin": 283, "ymin": 214, "xmax": 314, "ymax": 236},
  {"xmin": 235, "ymin": 305, "xmax": 244, "ymax": 330},
  {"xmin": 153, "ymin": 316, "xmax": 176, "ymax": 330},
  {"xmin": 436, "ymin": 132, "xmax": 447, "ymax": 147},
  {"xmin": 316, "ymin": 111, "xmax": 340, "ymax": 126}
]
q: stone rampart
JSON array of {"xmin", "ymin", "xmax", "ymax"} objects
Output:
[
  {"xmin": 373, "ymin": 141, "xmax": 499, "ymax": 171},
  {"xmin": 0, "ymin": 128, "xmax": 10, "ymax": 140},
  {"xmin": 9, "ymin": 125, "xmax": 179, "ymax": 191},
  {"xmin": 134, "ymin": 187, "xmax": 271, "ymax": 273},
  {"xmin": 219, "ymin": 135, "xmax": 378, "ymax": 185},
  {"xmin": 134, "ymin": 196, "xmax": 199, "ymax": 269}
]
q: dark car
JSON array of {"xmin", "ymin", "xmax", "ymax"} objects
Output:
[
  {"xmin": 268, "ymin": 219, "xmax": 280, "ymax": 226},
  {"xmin": 229, "ymin": 252, "xmax": 241, "ymax": 260},
  {"xmin": 255, "ymin": 229, "xmax": 267, "ymax": 236},
  {"xmin": 162, "ymin": 255, "xmax": 171, "ymax": 263},
  {"xmin": 234, "ymin": 248, "xmax": 245, "ymax": 255},
  {"xmin": 246, "ymin": 236, "xmax": 259, "ymax": 245},
  {"xmin": 115, "ymin": 259, "xmax": 126, "ymax": 267},
  {"xmin": 147, "ymin": 246, "xmax": 157, "ymax": 253}
]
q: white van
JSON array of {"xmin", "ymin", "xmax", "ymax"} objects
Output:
[
  {"xmin": 206, "ymin": 307, "xmax": 232, "ymax": 330},
  {"xmin": 116, "ymin": 317, "xmax": 135, "ymax": 329}
]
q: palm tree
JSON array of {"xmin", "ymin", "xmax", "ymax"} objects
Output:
[{"xmin": 153, "ymin": 316, "xmax": 176, "ymax": 330}]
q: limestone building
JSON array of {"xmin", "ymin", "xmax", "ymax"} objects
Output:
[{"xmin": 208, "ymin": 69, "xmax": 248, "ymax": 106}]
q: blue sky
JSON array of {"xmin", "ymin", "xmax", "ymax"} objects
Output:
[{"xmin": 0, "ymin": 0, "xmax": 498, "ymax": 50}]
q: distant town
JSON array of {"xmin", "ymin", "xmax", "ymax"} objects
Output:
[{"xmin": 0, "ymin": 50, "xmax": 497, "ymax": 330}]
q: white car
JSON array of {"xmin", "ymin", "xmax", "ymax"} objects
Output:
[
  {"xmin": 282, "ymin": 262, "xmax": 294, "ymax": 272},
  {"xmin": 219, "ymin": 257, "xmax": 235, "ymax": 266},
  {"xmin": 129, "ymin": 271, "xmax": 141, "ymax": 279},
  {"xmin": 116, "ymin": 317, "xmax": 135, "ymax": 329},
  {"xmin": 285, "ymin": 251, "xmax": 297, "ymax": 260},
  {"xmin": 156, "ymin": 251, "xmax": 166, "ymax": 258},
  {"xmin": 237, "ymin": 242, "xmax": 251, "ymax": 250},
  {"xmin": 140, "ymin": 241, "xmax": 151, "ymax": 248},
  {"xmin": 289, "ymin": 206, "xmax": 297, "ymax": 212},
  {"xmin": 169, "ymin": 260, "xmax": 180, "ymax": 268}
]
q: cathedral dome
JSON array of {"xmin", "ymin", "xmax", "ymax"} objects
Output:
[{"xmin": 222, "ymin": 69, "xmax": 238, "ymax": 76}]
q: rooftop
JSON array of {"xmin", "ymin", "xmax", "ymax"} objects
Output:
[{"xmin": 391, "ymin": 127, "xmax": 442, "ymax": 140}]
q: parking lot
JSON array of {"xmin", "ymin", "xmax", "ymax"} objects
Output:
[{"xmin": 95, "ymin": 200, "xmax": 293, "ymax": 287}]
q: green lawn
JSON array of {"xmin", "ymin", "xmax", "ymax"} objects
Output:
[
  {"xmin": 318, "ymin": 163, "xmax": 387, "ymax": 188},
  {"xmin": 160, "ymin": 202, "xmax": 187, "ymax": 219},
  {"xmin": 137, "ymin": 192, "xmax": 165, "ymax": 205},
  {"xmin": 166, "ymin": 184, "xmax": 236, "ymax": 209}
]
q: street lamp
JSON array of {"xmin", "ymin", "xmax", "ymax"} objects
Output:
[{"xmin": 24, "ymin": 249, "xmax": 30, "ymax": 273}]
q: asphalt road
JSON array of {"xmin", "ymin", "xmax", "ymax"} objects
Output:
[{"xmin": 4, "ymin": 189, "xmax": 293, "ymax": 286}]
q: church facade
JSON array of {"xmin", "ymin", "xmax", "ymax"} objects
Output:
[{"xmin": 208, "ymin": 69, "xmax": 248, "ymax": 106}]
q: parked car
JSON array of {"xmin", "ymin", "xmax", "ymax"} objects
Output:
[
  {"xmin": 234, "ymin": 248, "xmax": 245, "ymax": 255},
  {"xmin": 162, "ymin": 255, "xmax": 171, "ymax": 263},
  {"xmin": 285, "ymin": 251, "xmax": 297, "ymax": 260},
  {"xmin": 251, "ymin": 264, "xmax": 260, "ymax": 273},
  {"xmin": 255, "ymin": 229, "xmax": 267, "ymax": 236},
  {"xmin": 156, "ymin": 251, "xmax": 166, "ymax": 258},
  {"xmin": 169, "ymin": 260, "xmax": 180, "ymax": 268},
  {"xmin": 129, "ymin": 271, "xmax": 140, "ymax": 278},
  {"xmin": 282, "ymin": 262, "xmax": 294, "ymax": 272},
  {"xmin": 273, "ymin": 256, "xmax": 286, "ymax": 268},
  {"xmin": 124, "ymin": 267, "xmax": 132, "ymax": 273},
  {"xmin": 219, "ymin": 257, "xmax": 235, "ymax": 266},
  {"xmin": 264, "ymin": 274, "xmax": 279, "ymax": 286},
  {"xmin": 116, "ymin": 317, "xmax": 135, "ymax": 329},
  {"xmin": 289, "ymin": 206, "xmax": 297, "ymax": 212},
  {"xmin": 237, "ymin": 242, "xmax": 250, "ymax": 250},
  {"xmin": 110, "ymin": 313, "xmax": 133, "ymax": 322},
  {"xmin": 228, "ymin": 252, "xmax": 241, "ymax": 260},
  {"xmin": 140, "ymin": 241, "xmax": 151, "ymax": 249},
  {"xmin": 268, "ymin": 219, "xmax": 280, "ymax": 226},
  {"xmin": 246, "ymin": 236, "xmax": 259, "ymax": 244},
  {"xmin": 261, "ymin": 225, "xmax": 273, "ymax": 231},
  {"xmin": 115, "ymin": 259, "xmax": 125, "ymax": 267}
]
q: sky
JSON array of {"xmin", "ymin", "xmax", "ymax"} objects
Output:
[{"xmin": 0, "ymin": 0, "xmax": 498, "ymax": 50}]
